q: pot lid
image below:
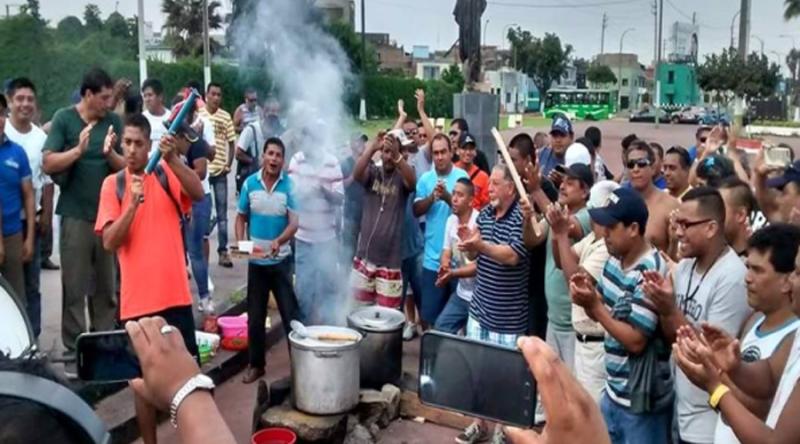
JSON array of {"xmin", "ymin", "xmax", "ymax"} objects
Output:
[
  {"xmin": 348, "ymin": 306, "xmax": 405, "ymax": 332},
  {"xmin": 289, "ymin": 325, "xmax": 362, "ymax": 350}
]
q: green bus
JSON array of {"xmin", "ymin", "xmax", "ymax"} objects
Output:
[{"xmin": 543, "ymin": 88, "xmax": 618, "ymax": 121}]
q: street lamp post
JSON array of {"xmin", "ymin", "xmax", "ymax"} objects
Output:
[
  {"xmin": 501, "ymin": 23, "xmax": 519, "ymax": 69},
  {"xmin": 751, "ymin": 35, "xmax": 764, "ymax": 56},
  {"xmin": 618, "ymin": 28, "xmax": 635, "ymax": 111},
  {"xmin": 202, "ymin": 0, "xmax": 211, "ymax": 89},
  {"xmin": 359, "ymin": 0, "xmax": 366, "ymax": 121},
  {"xmin": 730, "ymin": 10, "xmax": 740, "ymax": 49},
  {"xmin": 780, "ymin": 34, "xmax": 798, "ymax": 49},
  {"xmin": 137, "ymin": 0, "xmax": 147, "ymax": 85},
  {"xmin": 483, "ymin": 19, "xmax": 490, "ymax": 47}
]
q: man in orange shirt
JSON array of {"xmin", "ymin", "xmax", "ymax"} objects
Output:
[
  {"xmin": 95, "ymin": 113, "xmax": 204, "ymax": 444},
  {"xmin": 455, "ymin": 132, "xmax": 489, "ymax": 210}
]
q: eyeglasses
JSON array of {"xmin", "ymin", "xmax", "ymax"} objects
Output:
[
  {"xmin": 626, "ymin": 158, "xmax": 652, "ymax": 170},
  {"xmin": 405, "ymin": 129, "xmax": 418, "ymax": 136},
  {"xmin": 674, "ymin": 218, "xmax": 712, "ymax": 231},
  {"xmin": 449, "ymin": 131, "xmax": 459, "ymax": 137}
]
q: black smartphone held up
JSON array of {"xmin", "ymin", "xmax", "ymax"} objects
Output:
[
  {"xmin": 76, "ymin": 330, "xmax": 141, "ymax": 383},
  {"xmin": 418, "ymin": 331, "xmax": 536, "ymax": 428}
]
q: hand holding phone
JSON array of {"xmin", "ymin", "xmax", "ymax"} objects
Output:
[{"xmin": 764, "ymin": 144, "xmax": 793, "ymax": 168}]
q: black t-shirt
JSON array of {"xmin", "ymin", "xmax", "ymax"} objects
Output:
[{"xmin": 185, "ymin": 139, "xmax": 209, "ymax": 167}]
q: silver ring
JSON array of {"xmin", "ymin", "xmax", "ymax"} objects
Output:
[{"xmin": 160, "ymin": 325, "xmax": 177, "ymax": 335}]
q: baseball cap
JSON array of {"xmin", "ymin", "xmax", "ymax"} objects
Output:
[
  {"xmin": 459, "ymin": 132, "xmax": 477, "ymax": 148},
  {"xmin": 550, "ymin": 115, "xmax": 573, "ymax": 136},
  {"xmin": 589, "ymin": 187, "xmax": 649, "ymax": 229},
  {"xmin": 766, "ymin": 160, "xmax": 800, "ymax": 189},
  {"xmin": 163, "ymin": 99, "xmax": 200, "ymax": 143},
  {"xmin": 588, "ymin": 180, "xmax": 621, "ymax": 209},
  {"xmin": 564, "ymin": 142, "xmax": 592, "ymax": 166},
  {"xmin": 559, "ymin": 163, "xmax": 594, "ymax": 189}
]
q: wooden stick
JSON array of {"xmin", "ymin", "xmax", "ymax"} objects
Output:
[
  {"xmin": 314, "ymin": 333, "xmax": 360, "ymax": 342},
  {"xmin": 491, "ymin": 127, "xmax": 541, "ymax": 237}
]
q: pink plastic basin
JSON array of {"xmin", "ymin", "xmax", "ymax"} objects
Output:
[{"xmin": 216, "ymin": 315, "xmax": 248, "ymax": 339}]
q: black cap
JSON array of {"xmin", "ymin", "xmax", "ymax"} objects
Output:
[
  {"xmin": 767, "ymin": 160, "xmax": 800, "ymax": 188},
  {"xmin": 459, "ymin": 132, "xmax": 477, "ymax": 148},
  {"xmin": 589, "ymin": 188, "xmax": 649, "ymax": 230},
  {"xmin": 556, "ymin": 163, "xmax": 594, "ymax": 189}
]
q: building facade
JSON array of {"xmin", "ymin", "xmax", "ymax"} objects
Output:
[
  {"xmin": 595, "ymin": 53, "xmax": 647, "ymax": 110},
  {"xmin": 657, "ymin": 62, "xmax": 702, "ymax": 107}
]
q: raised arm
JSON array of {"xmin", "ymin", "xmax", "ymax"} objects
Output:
[
  {"xmin": 161, "ymin": 136, "xmax": 204, "ymax": 202},
  {"xmin": 416, "ymin": 89, "xmax": 436, "ymax": 144},
  {"xmin": 42, "ymin": 122, "xmax": 93, "ymax": 175}
]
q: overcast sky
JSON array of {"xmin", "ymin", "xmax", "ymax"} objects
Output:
[{"xmin": 37, "ymin": 0, "xmax": 798, "ymax": 73}]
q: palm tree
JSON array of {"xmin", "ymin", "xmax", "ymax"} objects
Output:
[
  {"xmin": 786, "ymin": 0, "xmax": 800, "ymax": 20},
  {"xmin": 162, "ymin": 0, "xmax": 223, "ymax": 58},
  {"xmin": 788, "ymin": 49, "xmax": 800, "ymax": 83}
]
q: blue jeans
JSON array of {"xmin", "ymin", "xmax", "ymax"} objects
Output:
[
  {"xmin": 295, "ymin": 239, "xmax": 340, "ymax": 325},
  {"xmin": 209, "ymin": 174, "xmax": 229, "ymax": 253},
  {"xmin": 186, "ymin": 194, "xmax": 211, "ymax": 300},
  {"xmin": 420, "ymin": 268, "xmax": 453, "ymax": 325},
  {"xmin": 600, "ymin": 392, "xmax": 669, "ymax": 444},
  {"xmin": 434, "ymin": 293, "xmax": 469, "ymax": 334},
  {"xmin": 401, "ymin": 254, "xmax": 423, "ymax": 309},
  {"xmin": 22, "ymin": 225, "xmax": 42, "ymax": 338}
]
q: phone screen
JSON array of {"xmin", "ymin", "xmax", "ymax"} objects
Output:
[
  {"xmin": 418, "ymin": 331, "xmax": 536, "ymax": 427},
  {"xmin": 765, "ymin": 146, "xmax": 792, "ymax": 167},
  {"xmin": 77, "ymin": 330, "xmax": 141, "ymax": 382}
]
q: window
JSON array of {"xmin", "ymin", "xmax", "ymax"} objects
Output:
[
  {"xmin": 668, "ymin": 71, "xmax": 675, "ymax": 84},
  {"xmin": 622, "ymin": 78, "xmax": 629, "ymax": 87},
  {"xmin": 506, "ymin": 92, "xmax": 512, "ymax": 103}
]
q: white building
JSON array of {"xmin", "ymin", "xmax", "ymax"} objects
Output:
[
  {"xmin": 314, "ymin": 0, "xmax": 355, "ymax": 27},
  {"xmin": 485, "ymin": 68, "xmax": 532, "ymax": 113},
  {"xmin": 668, "ymin": 21, "xmax": 699, "ymax": 63}
]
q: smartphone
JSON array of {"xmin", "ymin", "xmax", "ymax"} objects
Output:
[
  {"xmin": 765, "ymin": 145, "xmax": 792, "ymax": 167},
  {"xmin": 418, "ymin": 331, "xmax": 536, "ymax": 427},
  {"xmin": 77, "ymin": 330, "xmax": 141, "ymax": 382}
]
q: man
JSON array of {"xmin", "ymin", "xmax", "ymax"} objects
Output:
[
  {"xmin": 642, "ymin": 187, "xmax": 750, "ymax": 443},
  {"xmin": 522, "ymin": 162, "xmax": 594, "ymax": 372},
  {"xmin": 757, "ymin": 160, "xmax": 800, "ymax": 224},
  {"xmin": 233, "ymin": 87, "xmax": 262, "ymax": 133},
  {"xmin": 456, "ymin": 164, "xmax": 530, "ymax": 444},
  {"xmin": 570, "ymin": 188, "xmax": 673, "ymax": 444},
  {"xmin": 43, "ymin": 67, "xmax": 125, "ymax": 356},
  {"xmin": 533, "ymin": 131, "xmax": 549, "ymax": 152},
  {"xmin": 538, "ymin": 115, "xmax": 574, "ymax": 177},
  {"xmin": 433, "ymin": 178, "xmax": 479, "ymax": 334},
  {"xmin": 663, "ymin": 146, "xmax": 692, "ymax": 199},
  {"xmin": 650, "ymin": 143, "xmax": 668, "ymax": 190},
  {"xmin": 235, "ymin": 98, "xmax": 284, "ymax": 193},
  {"xmin": 95, "ymin": 114, "xmax": 204, "ymax": 444},
  {"xmin": 4, "ymin": 78, "xmax": 52, "ymax": 338},
  {"xmin": 449, "ymin": 118, "xmax": 489, "ymax": 173},
  {"xmin": 614, "ymin": 133, "xmax": 639, "ymax": 184},
  {"xmin": 712, "ymin": 224, "xmax": 800, "ymax": 444},
  {"xmin": 198, "ymin": 82, "xmax": 236, "ymax": 268},
  {"xmin": 0, "ymin": 93, "xmax": 35, "ymax": 306},
  {"xmin": 687, "ymin": 125, "xmax": 711, "ymax": 163},
  {"xmin": 625, "ymin": 141, "xmax": 679, "ymax": 255},
  {"xmin": 288, "ymin": 129, "xmax": 344, "ymax": 325},
  {"xmin": 585, "ymin": 126, "xmax": 612, "ymax": 181},
  {"xmin": 455, "ymin": 132, "xmax": 489, "ymax": 209},
  {"xmin": 351, "ymin": 133, "xmax": 416, "ymax": 309},
  {"xmin": 413, "ymin": 134, "xmax": 468, "ymax": 326},
  {"xmin": 341, "ymin": 134, "xmax": 367, "ymax": 267},
  {"xmin": 140, "ymin": 78, "xmax": 171, "ymax": 152},
  {"xmin": 551, "ymin": 180, "xmax": 620, "ymax": 402},
  {"xmin": 236, "ymin": 137, "xmax": 299, "ymax": 384},
  {"xmin": 719, "ymin": 178, "xmax": 759, "ymax": 257}
]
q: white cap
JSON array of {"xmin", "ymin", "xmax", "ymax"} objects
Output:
[
  {"xmin": 588, "ymin": 180, "xmax": 621, "ymax": 209},
  {"xmin": 565, "ymin": 143, "xmax": 592, "ymax": 167}
]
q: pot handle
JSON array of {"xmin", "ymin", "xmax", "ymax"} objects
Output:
[{"xmin": 314, "ymin": 350, "xmax": 342, "ymax": 358}]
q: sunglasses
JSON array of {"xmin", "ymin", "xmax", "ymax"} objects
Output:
[{"xmin": 626, "ymin": 158, "xmax": 652, "ymax": 170}]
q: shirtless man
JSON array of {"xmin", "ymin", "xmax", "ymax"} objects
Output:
[{"xmin": 626, "ymin": 140, "xmax": 679, "ymax": 256}]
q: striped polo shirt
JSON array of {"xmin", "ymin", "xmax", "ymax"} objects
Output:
[
  {"xmin": 237, "ymin": 170, "xmax": 296, "ymax": 266},
  {"xmin": 469, "ymin": 200, "xmax": 530, "ymax": 334},
  {"xmin": 198, "ymin": 106, "xmax": 236, "ymax": 176},
  {"xmin": 598, "ymin": 248, "xmax": 670, "ymax": 407}
]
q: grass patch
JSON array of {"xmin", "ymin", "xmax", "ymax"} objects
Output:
[{"xmin": 751, "ymin": 120, "xmax": 800, "ymax": 128}]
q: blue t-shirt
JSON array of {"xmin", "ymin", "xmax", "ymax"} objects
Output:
[
  {"xmin": 414, "ymin": 166, "xmax": 469, "ymax": 271},
  {"xmin": 688, "ymin": 145, "xmax": 698, "ymax": 163},
  {"xmin": 237, "ymin": 170, "xmax": 296, "ymax": 266},
  {"xmin": 0, "ymin": 137, "xmax": 32, "ymax": 236},
  {"xmin": 402, "ymin": 193, "xmax": 423, "ymax": 260},
  {"xmin": 537, "ymin": 146, "xmax": 564, "ymax": 177}
]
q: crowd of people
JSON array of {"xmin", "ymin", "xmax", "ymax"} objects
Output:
[{"xmin": 3, "ymin": 65, "xmax": 800, "ymax": 444}]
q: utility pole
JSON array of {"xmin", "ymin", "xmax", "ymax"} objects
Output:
[
  {"xmin": 738, "ymin": 0, "xmax": 750, "ymax": 61},
  {"xmin": 137, "ymin": 0, "xmax": 147, "ymax": 86},
  {"xmin": 359, "ymin": 0, "xmax": 367, "ymax": 121},
  {"xmin": 730, "ymin": 10, "xmax": 740, "ymax": 50},
  {"xmin": 601, "ymin": 13, "xmax": 608, "ymax": 54},
  {"xmin": 653, "ymin": 0, "xmax": 658, "ymax": 66},
  {"xmin": 202, "ymin": 0, "xmax": 211, "ymax": 90},
  {"xmin": 655, "ymin": 0, "xmax": 663, "ymax": 128}
]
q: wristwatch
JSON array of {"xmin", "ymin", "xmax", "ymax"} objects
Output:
[{"xmin": 170, "ymin": 374, "xmax": 215, "ymax": 427}]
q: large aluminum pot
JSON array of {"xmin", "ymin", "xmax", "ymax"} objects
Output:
[
  {"xmin": 289, "ymin": 325, "xmax": 363, "ymax": 415},
  {"xmin": 347, "ymin": 307, "xmax": 405, "ymax": 389}
]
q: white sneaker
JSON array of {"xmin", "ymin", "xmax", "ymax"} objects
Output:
[
  {"xmin": 403, "ymin": 322, "xmax": 417, "ymax": 341},
  {"xmin": 203, "ymin": 298, "xmax": 216, "ymax": 314}
]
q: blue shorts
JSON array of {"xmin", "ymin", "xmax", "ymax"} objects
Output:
[{"xmin": 420, "ymin": 268, "xmax": 453, "ymax": 324}]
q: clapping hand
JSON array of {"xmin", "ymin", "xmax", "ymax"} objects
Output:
[
  {"xmin": 569, "ymin": 272, "xmax": 599, "ymax": 310},
  {"xmin": 103, "ymin": 126, "xmax": 117, "ymax": 156},
  {"xmin": 673, "ymin": 325, "xmax": 723, "ymax": 392},
  {"xmin": 700, "ymin": 323, "xmax": 742, "ymax": 374},
  {"xmin": 546, "ymin": 203, "xmax": 570, "ymax": 236},
  {"xmin": 523, "ymin": 162, "xmax": 541, "ymax": 192},
  {"xmin": 641, "ymin": 270, "xmax": 676, "ymax": 316},
  {"xmin": 457, "ymin": 226, "xmax": 482, "ymax": 254},
  {"xmin": 78, "ymin": 123, "xmax": 95, "ymax": 154}
]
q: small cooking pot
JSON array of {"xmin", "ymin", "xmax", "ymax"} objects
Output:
[{"xmin": 347, "ymin": 307, "xmax": 405, "ymax": 389}]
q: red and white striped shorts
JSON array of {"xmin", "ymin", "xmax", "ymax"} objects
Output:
[{"xmin": 351, "ymin": 257, "xmax": 403, "ymax": 308}]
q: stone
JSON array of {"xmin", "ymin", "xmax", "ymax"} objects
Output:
[
  {"xmin": 381, "ymin": 384, "xmax": 401, "ymax": 423},
  {"xmin": 357, "ymin": 389, "xmax": 387, "ymax": 428},
  {"xmin": 343, "ymin": 423, "xmax": 375, "ymax": 444},
  {"xmin": 260, "ymin": 401, "xmax": 347, "ymax": 443}
]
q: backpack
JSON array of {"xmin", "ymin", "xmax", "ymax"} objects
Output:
[
  {"xmin": 235, "ymin": 122, "xmax": 261, "ymax": 193},
  {"xmin": 115, "ymin": 164, "xmax": 183, "ymax": 219}
]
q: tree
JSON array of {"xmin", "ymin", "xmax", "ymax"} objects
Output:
[
  {"xmin": 57, "ymin": 16, "xmax": 85, "ymax": 42},
  {"xmin": 441, "ymin": 64, "xmax": 466, "ymax": 92},
  {"xmin": 587, "ymin": 63, "xmax": 617, "ymax": 85},
  {"xmin": 508, "ymin": 29, "xmax": 573, "ymax": 101},
  {"xmin": 325, "ymin": 20, "xmax": 378, "ymax": 74},
  {"xmin": 20, "ymin": 0, "xmax": 45, "ymax": 27},
  {"xmin": 162, "ymin": 0, "xmax": 223, "ymax": 58},
  {"xmin": 84, "ymin": 4, "xmax": 103, "ymax": 33},
  {"xmin": 697, "ymin": 47, "xmax": 780, "ymax": 99},
  {"xmin": 785, "ymin": 0, "xmax": 800, "ymax": 20},
  {"xmin": 787, "ymin": 49, "xmax": 800, "ymax": 84}
]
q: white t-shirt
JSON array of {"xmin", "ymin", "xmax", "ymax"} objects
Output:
[
  {"xmin": 142, "ymin": 107, "xmax": 171, "ymax": 153},
  {"xmin": 287, "ymin": 151, "xmax": 344, "ymax": 243},
  {"xmin": 197, "ymin": 115, "xmax": 214, "ymax": 194},
  {"xmin": 767, "ymin": 328, "xmax": 800, "ymax": 428},
  {"xmin": 673, "ymin": 247, "xmax": 751, "ymax": 443},
  {"xmin": 3, "ymin": 121, "xmax": 50, "ymax": 212},
  {"xmin": 443, "ymin": 209, "xmax": 479, "ymax": 302},
  {"xmin": 714, "ymin": 315, "xmax": 799, "ymax": 444}
]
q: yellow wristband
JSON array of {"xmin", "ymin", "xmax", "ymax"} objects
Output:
[{"xmin": 709, "ymin": 384, "xmax": 730, "ymax": 410}]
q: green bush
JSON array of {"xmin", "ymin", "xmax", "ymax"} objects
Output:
[
  {"xmin": 350, "ymin": 75, "xmax": 459, "ymax": 119},
  {"xmin": 751, "ymin": 120, "xmax": 800, "ymax": 128}
]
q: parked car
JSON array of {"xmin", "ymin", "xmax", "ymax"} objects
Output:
[
  {"xmin": 629, "ymin": 108, "xmax": 671, "ymax": 123},
  {"xmin": 670, "ymin": 106, "xmax": 706, "ymax": 124},
  {"xmin": 701, "ymin": 108, "xmax": 753, "ymax": 126}
]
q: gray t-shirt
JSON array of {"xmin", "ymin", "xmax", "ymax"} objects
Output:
[{"xmin": 673, "ymin": 247, "xmax": 751, "ymax": 443}]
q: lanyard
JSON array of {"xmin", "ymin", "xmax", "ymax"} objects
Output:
[{"xmin": 681, "ymin": 248, "xmax": 726, "ymax": 315}]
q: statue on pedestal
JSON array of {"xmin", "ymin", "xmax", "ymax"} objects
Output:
[{"xmin": 453, "ymin": 0, "xmax": 487, "ymax": 92}]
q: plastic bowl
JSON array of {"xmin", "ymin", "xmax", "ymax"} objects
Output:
[
  {"xmin": 217, "ymin": 315, "xmax": 248, "ymax": 339},
  {"xmin": 251, "ymin": 427, "xmax": 297, "ymax": 444}
]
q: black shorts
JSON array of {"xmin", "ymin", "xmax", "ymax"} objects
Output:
[{"xmin": 121, "ymin": 305, "xmax": 199, "ymax": 363}]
